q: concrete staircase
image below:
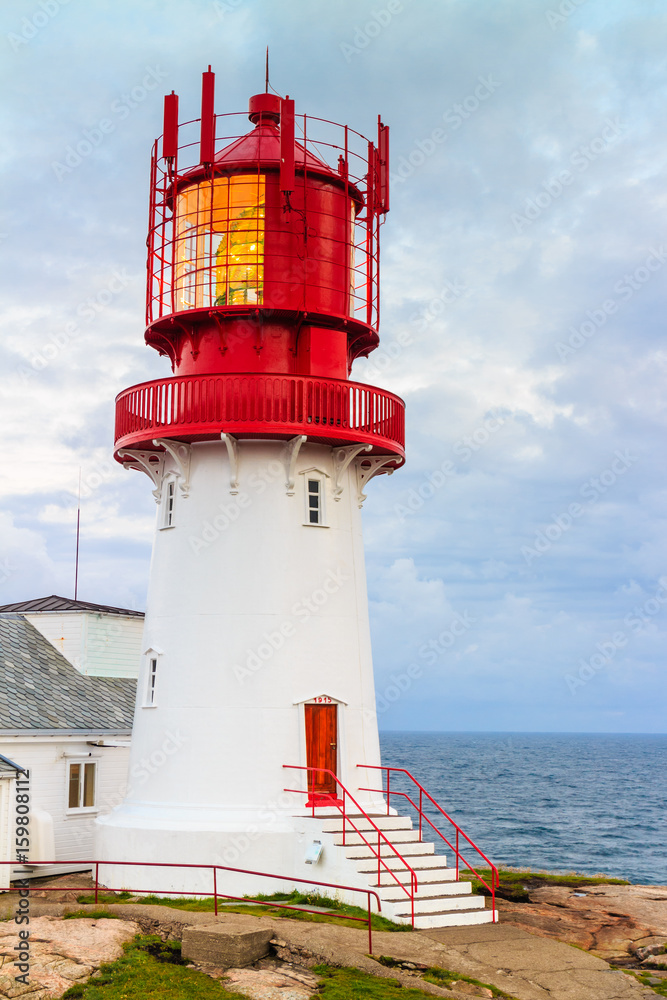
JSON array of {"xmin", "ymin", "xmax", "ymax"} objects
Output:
[{"xmin": 320, "ymin": 813, "xmax": 497, "ymax": 929}]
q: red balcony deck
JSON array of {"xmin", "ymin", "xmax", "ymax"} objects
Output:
[{"xmin": 114, "ymin": 373, "xmax": 405, "ymax": 460}]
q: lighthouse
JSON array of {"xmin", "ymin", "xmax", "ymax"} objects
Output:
[{"xmin": 97, "ymin": 69, "xmax": 496, "ymax": 929}]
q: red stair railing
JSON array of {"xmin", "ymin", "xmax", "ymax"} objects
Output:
[
  {"xmin": 283, "ymin": 764, "xmax": 418, "ymax": 926},
  {"xmin": 358, "ymin": 765, "xmax": 499, "ymax": 922}
]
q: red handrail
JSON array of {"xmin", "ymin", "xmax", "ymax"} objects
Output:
[
  {"xmin": 1, "ymin": 858, "xmax": 380, "ymax": 953},
  {"xmin": 357, "ymin": 765, "xmax": 498, "ymax": 922},
  {"xmin": 284, "ymin": 765, "xmax": 417, "ymax": 926}
]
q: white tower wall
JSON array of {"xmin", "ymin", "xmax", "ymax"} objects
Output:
[{"xmin": 96, "ymin": 439, "xmax": 387, "ymax": 894}]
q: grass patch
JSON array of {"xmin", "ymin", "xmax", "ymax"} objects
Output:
[
  {"xmin": 375, "ymin": 956, "xmax": 518, "ymax": 998},
  {"xmin": 461, "ymin": 867, "xmax": 630, "ymax": 902},
  {"xmin": 623, "ymin": 970, "xmax": 667, "ymax": 996},
  {"xmin": 313, "ymin": 964, "xmax": 433, "ymax": 998},
  {"xmin": 75, "ymin": 889, "xmax": 411, "ymax": 933},
  {"xmin": 63, "ymin": 910, "xmax": 121, "ymax": 920},
  {"xmin": 61, "ymin": 934, "xmax": 240, "ymax": 998}
]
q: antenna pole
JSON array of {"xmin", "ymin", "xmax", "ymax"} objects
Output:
[
  {"xmin": 74, "ymin": 468, "xmax": 81, "ymax": 601},
  {"xmin": 265, "ymin": 46, "xmax": 269, "ymax": 92}
]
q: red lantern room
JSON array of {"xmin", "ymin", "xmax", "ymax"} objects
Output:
[{"xmin": 115, "ymin": 69, "xmax": 403, "ymax": 466}]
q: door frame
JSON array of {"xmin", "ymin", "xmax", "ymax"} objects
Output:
[{"xmin": 296, "ymin": 694, "xmax": 346, "ymax": 807}]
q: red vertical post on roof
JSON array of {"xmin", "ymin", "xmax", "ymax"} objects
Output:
[
  {"xmin": 280, "ymin": 97, "xmax": 295, "ymax": 193},
  {"xmin": 162, "ymin": 92, "xmax": 179, "ymax": 160},
  {"xmin": 377, "ymin": 118, "xmax": 389, "ymax": 214},
  {"xmin": 200, "ymin": 67, "xmax": 215, "ymax": 164}
]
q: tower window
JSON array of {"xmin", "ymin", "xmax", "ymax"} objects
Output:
[
  {"xmin": 145, "ymin": 656, "xmax": 158, "ymax": 706},
  {"xmin": 160, "ymin": 479, "xmax": 176, "ymax": 529},
  {"xmin": 67, "ymin": 761, "xmax": 97, "ymax": 811},
  {"xmin": 307, "ymin": 479, "xmax": 321, "ymax": 524}
]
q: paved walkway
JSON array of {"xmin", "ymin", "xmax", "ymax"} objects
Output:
[{"xmin": 0, "ymin": 900, "xmax": 656, "ymax": 999}]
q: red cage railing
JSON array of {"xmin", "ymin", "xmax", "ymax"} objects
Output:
[{"xmin": 357, "ymin": 765, "xmax": 499, "ymax": 921}]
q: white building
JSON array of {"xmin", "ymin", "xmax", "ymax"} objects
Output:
[{"xmin": 0, "ymin": 598, "xmax": 139, "ymax": 887}]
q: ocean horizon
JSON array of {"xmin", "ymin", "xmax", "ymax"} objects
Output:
[{"xmin": 378, "ymin": 731, "xmax": 667, "ymax": 885}]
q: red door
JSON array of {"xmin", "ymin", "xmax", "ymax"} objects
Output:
[{"xmin": 305, "ymin": 704, "xmax": 338, "ymax": 803}]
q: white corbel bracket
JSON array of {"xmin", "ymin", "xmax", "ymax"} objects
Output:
[
  {"xmin": 283, "ymin": 435, "xmax": 307, "ymax": 495},
  {"xmin": 117, "ymin": 450, "xmax": 165, "ymax": 502},
  {"xmin": 152, "ymin": 439, "xmax": 191, "ymax": 497},
  {"xmin": 356, "ymin": 456, "xmax": 402, "ymax": 508},
  {"xmin": 220, "ymin": 433, "xmax": 239, "ymax": 494},
  {"xmin": 332, "ymin": 444, "xmax": 372, "ymax": 500}
]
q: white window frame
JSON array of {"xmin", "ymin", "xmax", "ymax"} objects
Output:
[
  {"xmin": 300, "ymin": 469, "xmax": 329, "ymax": 528},
  {"xmin": 143, "ymin": 650, "xmax": 160, "ymax": 708},
  {"xmin": 65, "ymin": 759, "xmax": 98, "ymax": 814},
  {"xmin": 160, "ymin": 477, "xmax": 177, "ymax": 529}
]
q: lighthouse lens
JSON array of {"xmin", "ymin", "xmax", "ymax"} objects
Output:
[{"xmin": 175, "ymin": 174, "xmax": 265, "ymax": 311}]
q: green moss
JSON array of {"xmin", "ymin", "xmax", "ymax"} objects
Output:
[
  {"xmin": 313, "ymin": 964, "xmax": 432, "ymax": 998},
  {"xmin": 63, "ymin": 909, "xmax": 121, "ymax": 920},
  {"xmin": 461, "ymin": 867, "xmax": 629, "ymax": 902},
  {"xmin": 375, "ymin": 956, "xmax": 518, "ymax": 998},
  {"xmin": 61, "ymin": 935, "xmax": 242, "ymax": 999},
  {"xmin": 622, "ymin": 969, "xmax": 667, "ymax": 996}
]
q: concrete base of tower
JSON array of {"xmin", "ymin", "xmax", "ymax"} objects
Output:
[{"xmin": 95, "ymin": 805, "xmax": 389, "ymax": 904}]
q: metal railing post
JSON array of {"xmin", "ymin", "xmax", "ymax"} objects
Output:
[
  {"xmin": 377, "ymin": 831, "xmax": 381, "ymax": 886},
  {"xmin": 213, "ymin": 866, "xmax": 218, "ymax": 916},
  {"xmin": 456, "ymin": 828, "xmax": 460, "ymax": 880},
  {"xmin": 419, "ymin": 788, "xmax": 423, "ymax": 841},
  {"xmin": 95, "ymin": 863, "xmax": 99, "ymax": 904},
  {"xmin": 386, "ymin": 768, "xmax": 390, "ymax": 815},
  {"xmin": 367, "ymin": 893, "xmax": 373, "ymax": 953}
]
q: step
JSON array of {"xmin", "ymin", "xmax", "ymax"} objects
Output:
[
  {"xmin": 392, "ymin": 907, "xmax": 498, "ymax": 929},
  {"xmin": 344, "ymin": 840, "xmax": 435, "ymax": 860},
  {"xmin": 320, "ymin": 815, "xmax": 413, "ymax": 834},
  {"xmin": 380, "ymin": 880, "xmax": 472, "ymax": 902},
  {"xmin": 356, "ymin": 853, "xmax": 448, "ymax": 874},
  {"xmin": 332, "ymin": 830, "xmax": 422, "ymax": 848},
  {"xmin": 399, "ymin": 893, "xmax": 486, "ymax": 915}
]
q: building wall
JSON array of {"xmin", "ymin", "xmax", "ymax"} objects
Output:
[
  {"xmin": 1, "ymin": 737, "xmax": 131, "ymax": 874},
  {"xmin": 26, "ymin": 613, "xmax": 144, "ymax": 678}
]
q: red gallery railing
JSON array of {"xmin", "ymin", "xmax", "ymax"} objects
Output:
[
  {"xmin": 283, "ymin": 765, "xmax": 418, "ymax": 926},
  {"xmin": 114, "ymin": 373, "xmax": 405, "ymax": 457},
  {"xmin": 2, "ymin": 859, "xmax": 381, "ymax": 953},
  {"xmin": 358, "ymin": 765, "xmax": 499, "ymax": 921}
]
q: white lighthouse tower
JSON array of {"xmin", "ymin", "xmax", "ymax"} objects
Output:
[{"xmin": 97, "ymin": 70, "xmax": 496, "ymax": 929}]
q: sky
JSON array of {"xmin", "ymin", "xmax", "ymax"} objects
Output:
[{"xmin": 1, "ymin": 0, "xmax": 665, "ymax": 733}]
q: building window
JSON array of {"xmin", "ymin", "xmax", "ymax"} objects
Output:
[
  {"xmin": 145, "ymin": 656, "xmax": 158, "ymax": 706},
  {"xmin": 67, "ymin": 761, "xmax": 96, "ymax": 811},
  {"xmin": 300, "ymin": 470, "xmax": 328, "ymax": 527},
  {"xmin": 161, "ymin": 479, "xmax": 176, "ymax": 529}
]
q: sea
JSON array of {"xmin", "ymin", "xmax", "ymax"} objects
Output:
[{"xmin": 378, "ymin": 732, "xmax": 667, "ymax": 886}]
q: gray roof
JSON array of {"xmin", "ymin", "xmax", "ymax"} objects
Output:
[
  {"xmin": 0, "ymin": 753, "xmax": 27, "ymax": 774},
  {"xmin": 0, "ymin": 595, "xmax": 143, "ymax": 617},
  {"xmin": 0, "ymin": 616, "xmax": 137, "ymax": 734}
]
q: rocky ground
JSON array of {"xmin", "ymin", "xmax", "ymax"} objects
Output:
[{"xmin": 495, "ymin": 879, "xmax": 667, "ymax": 969}]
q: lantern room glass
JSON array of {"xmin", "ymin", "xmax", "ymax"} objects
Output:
[{"xmin": 175, "ymin": 174, "xmax": 265, "ymax": 310}]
